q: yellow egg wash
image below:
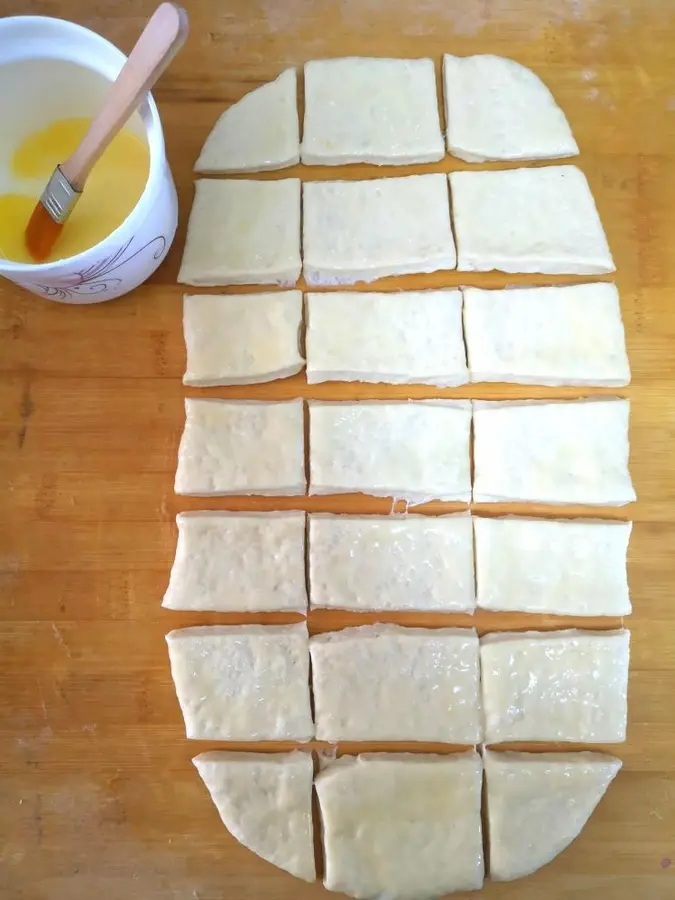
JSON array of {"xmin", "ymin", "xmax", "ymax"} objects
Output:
[{"xmin": 0, "ymin": 117, "xmax": 149, "ymax": 264}]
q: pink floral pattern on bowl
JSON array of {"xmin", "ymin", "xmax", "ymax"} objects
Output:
[{"xmin": 19, "ymin": 234, "xmax": 168, "ymax": 302}]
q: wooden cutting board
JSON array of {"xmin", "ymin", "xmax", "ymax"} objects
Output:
[{"xmin": 2, "ymin": 1, "xmax": 675, "ymax": 898}]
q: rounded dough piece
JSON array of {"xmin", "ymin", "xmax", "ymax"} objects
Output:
[
  {"xmin": 193, "ymin": 750, "xmax": 316, "ymax": 882},
  {"xmin": 443, "ymin": 54, "xmax": 579, "ymax": 162},
  {"xmin": 484, "ymin": 750, "xmax": 622, "ymax": 881},
  {"xmin": 195, "ymin": 68, "xmax": 299, "ymax": 173}
]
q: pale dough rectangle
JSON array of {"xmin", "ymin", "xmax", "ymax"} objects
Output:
[
  {"xmin": 450, "ymin": 166, "xmax": 614, "ymax": 274},
  {"xmin": 309, "ymin": 513, "xmax": 475, "ymax": 612},
  {"xmin": 480, "ymin": 629, "xmax": 630, "ymax": 743},
  {"xmin": 301, "ymin": 57, "xmax": 444, "ymax": 165},
  {"xmin": 166, "ymin": 624, "xmax": 313, "ymax": 741},
  {"xmin": 163, "ymin": 511, "xmax": 306, "ymax": 612},
  {"xmin": 309, "ymin": 400, "xmax": 472, "ymax": 504},
  {"xmin": 305, "ymin": 290, "xmax": 468, "ymax": 386},
  {"xmin": 175, "ymin": 399, "xmax": 305, "ymax": 496},
  {"xmin": 177, "ymin": 179, "xmax": 301, "ymax": 286},
  {"xmin": 463, "ymin": 283, "xmax": 630, "ymax": 386},
  {"xmin": 316, "ymin": 752, "xmax": 484, "ymax": 900},
  {"xmin": 310, "ymin": 624, "xmax": 482, "ymax": 742},
  {"xmin": 303, "ymin": 174, "xmax": 456, "ymax": 285},
  {"xmin": 472, "ymin": 399, "xmax": 636, "ymax": 505},
  {"xmin": 474, "ymin": 516, "xmax": 632, "ymax": 616},
  {"xmin": 183, "ymin": 291, "xmax": 304, "ymax": 386}
]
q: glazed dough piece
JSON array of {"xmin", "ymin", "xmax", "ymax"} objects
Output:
[
  {"xmin": 463, "ymin": 283, "xmax": 630, "ymax": 386},
  {"xmin": 195, "ymin": 68, "xmax": 299, "ymax": 173},
  {"xmin": 309, "ymin": 513, "xmax": 475, "ymax": 612},
  {"xmin": 310, "ymin": 625, "xmax": 482, "ymax": 742},
  {"xmin": 484, "ymin": 749, "xmax": 622, "ymax": 882},
  {"xmin": 303, "ymin": 175, "xmax": 456, "ymax": 285},
  {"xmin": 175, "ymin": 399, "xmax": 305, "ymax": 496},
  {"xmin": 450, "ymin": 166, "xmax": 614, "ymax": 274},
  {"xmin": 474, "ymin": 516, "xmax": 632, "ymax": 616},
  {"xmin": 480, "ymin": 629, "xmax": 630, "ymax": 743},
  {"xmin": 177, "ymin": 179, "xmax": 301, "ymax": 286},
  {"xmin": 309, "ymin": 400, "xmax": 472, "ymax": 504},
  {"xmin": 193, "ymin": 751, "xmax": 315, "ymax": 881},
  {"xmin": 166, "ymin": 624, "xmax": 313, "ymax": 740},
  {"xmin": 183, "ymin": 291, "xmax": 304, "ymax": 386},
  {"xmin": 443, "ymin": 54, "xmax": 578, "ymax": 162},
  {"xmin": 302, "ymin": 57, "xmax": 444, "ymax": 165},
  {"xmin": 305, "ymin": 290, "xmax": 468, "ymax": 386},
  {"xmin": 316, "ymin": 752, "xmax": 484, "ymax": 900},
  {"xmin": 162, "ymin": 511, "xmax": 306, "ymax": 612},
  {"xmin": 472, "ymin": 399, "xmax": 636, "ymax": 505}
]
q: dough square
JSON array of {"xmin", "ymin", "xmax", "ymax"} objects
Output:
[
  {"xmin": 177, "ymin": 179, "xmax": 301, "ymax": 286},
  {"xmin": 480, "ymin": 629, "xmax": 630, "ymax": 743},
  {"xmin": 305, "ymin": 289, "xmax": 468, "ymax": 386},
  {"xmin": 301, "ymin": 57, "xmax": 444, "ymax": 165},
  {"xmin": 316, "ymin": 752, "xmax": 484, "ymax": 900},
  {"xmin": 443, "ymin": 54, "xmax": 578, "ymax": 163},
  {"xmin": 302, "ymin": 174, "xmax": 456, "ymax": 286},
  {"xmin": 450, "ymin": 166, "xmax": 614, "ymax": 274},
  {"xmin": 175, "ymin": 398, "xmax": 305, "ymax": 496},
  {"xmin": 309, "ymin": 513, "xmax": 475, "ymax": 612},
  {"xmin": 463, "ymin": 283, "xmax": 630, "ymax": 386},
  {"xmin": 166, "ymin": 624, "xmax": 314, "ymax": 741},
  {"xmin": 309, "ymin": 400, "xmax": 472, "ymax": 504},
  {"xmin": 183, "ymin": 291, "xmax": 304, "ymax": 386},
  {"xmin": 484, "ymin": 749, "xmax": 621, "ymax": 883},
  {"xmin": 163, "ymin": 511, "xmax": 306, "ymax": 612},
  {"xmin": 195, "ymin": 68, "xmax": 299, "ymax": 173},
  {"xmin": 310, "ymin": 625, "xmax": 482, "ymax": 742},
  {"xmin": 474, "ymin": 516, "xmax": 632, "ymax": 616},
  {"xmin": 472, "ymin": 399, "xmax": 636, "ymax": 505},
  {"xmin": 193, "ymin": 750, "xmax": 315, "ymax": 882}
]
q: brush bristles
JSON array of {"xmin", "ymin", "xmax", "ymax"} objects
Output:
[{"xmin": 25, "ymin": 201, "xmax": 64, "ymax": 263}]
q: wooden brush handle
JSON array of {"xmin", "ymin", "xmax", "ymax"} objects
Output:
[{"xmin": 61, "ymin": 3, "xmax": 188, "ymax": 190}]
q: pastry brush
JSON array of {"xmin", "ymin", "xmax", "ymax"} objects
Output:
[{"xmin": 24, "ymin": 2, "xmax": 188, "ymax": 263}]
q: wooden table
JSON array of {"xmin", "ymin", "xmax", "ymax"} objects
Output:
[{"xmin": 2, "ymin": 0, "xmax": 675, "ymax": 897}]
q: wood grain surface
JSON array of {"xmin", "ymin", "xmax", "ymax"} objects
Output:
[{"xmin": 2, "ymin": 1, "xmax": 675, "ymax": 898}]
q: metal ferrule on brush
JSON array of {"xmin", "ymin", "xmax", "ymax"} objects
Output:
[{"xmin": 40, "ymin": 166, "xmax": 81, "ymax": 224}]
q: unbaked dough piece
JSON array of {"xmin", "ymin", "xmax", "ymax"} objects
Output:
[
  {"xmin": 474, "ymin": 516, "xmax": 632, "ymax": 616},
  {"xmin": 484, "ymin": 749, "xmax": 622, "ymax": 882},
  {"xmin": 309, "ymin": 400, "xmax": 472, "ymax": 504},
  {"xmin": 472, "ymin": 399, "xmax": 636, "ymax": 505},
  {"xmin": 183, "ymin": 291, "xmax": 304, "ymax": 386},
  {"xmin": 463, "ymin": 283, "xmax": 630, "ymax": 386},
  {"xmin": 310, "ymin": 625, "xmax": 482, "ymax": 742},
  {"xmin": 193, "ymin": 751, "xmax": 315, "ymax": 881},
  {"xmin": 301, "ymin": 57, "xmax": 444, "ymax": 165},
  {"xmin": 163, "ymin": 511, "xmax": 306, "ymax": 612},
  {"xmin": 175, "ymin": 398, "xmax": 305, "ymax": 496},
  {"xmin": 166, "ymin": 624, "xmax": 313, "ymax": 740},
  {"xmin": 195, "ymin": 68, "xmax": 299, "ymax": 173},
  {"xmin": 316, "ymin": 752, "xmax": 484, "ymax": 900},
  {"xmin": 450, "ymin": 166, "xmax": 614, "ymax": 274},
  {"xmin": 309, "ymin": 513, "xmax": 475, "ymax": 612},
  {"xmin": 177, "ymin": 179, "xmax": 301, "ymax": 286},
  {"xmin": 303, "ymin": 175, "xmax": 456, "ymax": 285},
  {"xmin": 305, "ymin": 290, "xmax": 468, "ymax": 386},
  {"xmin": 443, "ymin": 54, "xmax": 578, "ymax": 163},
  {"xmin": 480, "ymin": 629, "xmax": 630, "ymax": 743}
]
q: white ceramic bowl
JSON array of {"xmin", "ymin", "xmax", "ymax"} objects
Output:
[{"xmin": 0, "ymin": 15, "xmax": 178, "ymax": 303}]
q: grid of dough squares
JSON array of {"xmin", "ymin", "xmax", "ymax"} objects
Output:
[{"xmin": 167, "ymin": 55, "xmax": 634, "ymax": 898}]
